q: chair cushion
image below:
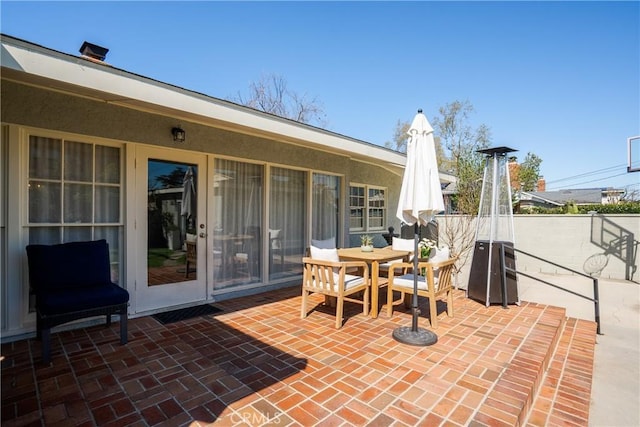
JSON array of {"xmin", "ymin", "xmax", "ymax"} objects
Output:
[
  {"xmin": 430, "ymin": 246, "xmax": 450, "ymax": 263},
  {"xmin": 393, "ymin": 273, "xmax": 438, "ymax": 291},
  {"xmin": 269, "ymin": 229, "xmax": 281, "ymax": 249},
  {"xmin": 380, "ymin": 237, "xmax": 415, "ymax": 271},
  {"xmin": 26, "ymin": 239, "xmax": 112, "ymax": 291},
  {"xmin": 309, "ymin": 246, "xmax": 339, "ymax": 262},
  {"xmin": 338, "ymin": 273, "xmax": 366, "ymax": 291},
  {"xmin": 392, "ymin": 237, "xmax": 415, "ymax": 261},
  {"xmin": 379, "ymin": 258, "xmax": 406, "ymax": 271},
  {"xmin": 309, "ymin": 273, "xmax": 365, "ymax": 292},
  {"xmin": 37, "ymin": 283, "xmax": 129, "ymax": 315},
  {"xmin": 311, "ymin": 238, "xmax": 336, "ymax": 249},
  {"xmin": 393, "ymin": 237, "xmax": 415, "ymax": 251}
]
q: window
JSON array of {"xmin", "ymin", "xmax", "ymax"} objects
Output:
[
  {"xmin": 349, "ymin": 184, "xmax": 386, "ymax": 232},
  {"xmin": 368, "ymin": 187, "xmax": 386, "ymax": 230},
  {"xmin": 26, "ymin": 135, "xmax": 123, "ymax": 283},
  {"xmin": 349, "ymin": 185, "xmax": 365, "ymax": 231}
]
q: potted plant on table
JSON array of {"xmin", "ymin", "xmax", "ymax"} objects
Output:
[
  {"xmin": 360, "ymin": 235, "xmax": 374, "ymax": 252},
  {"xmin": 418, "ymin": 238, "xmax": 437, "ymax": 274},
  {"xmin": 418, "ymin": 238, "xmax": 437, "ymax": 259}
]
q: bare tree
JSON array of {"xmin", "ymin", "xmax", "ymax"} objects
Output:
[
  {"xmin": 431, "ymin": 100, "xmax": 491, "ymax": 287},
  {"xmin": 385, "ymin": 119, "xmax": 447, "ymax": 170},
  {"xmin": 230, "ymin": 73, "xmax": 327, "ymax": 127},
  {"xmin": 621, "ymin": 187, "xmax": 640, "ymax": 202},
  {"xmin": 384, "ymin": 120, "xmax": 411, "ymax": 152}
]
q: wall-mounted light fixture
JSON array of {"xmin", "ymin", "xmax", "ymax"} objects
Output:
[{"xmin": 172, "ymin": 126, "xmax": 186, "ymax": 143}]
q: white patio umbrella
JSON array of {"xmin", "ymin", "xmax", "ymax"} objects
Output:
[{"xmin": 393, "ymin": 109, "xmax": 445, "ymax": 346}]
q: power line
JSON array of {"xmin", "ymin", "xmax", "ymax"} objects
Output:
[
  {"xmin": 545, "ymin": 163, "xmax": 628, "ymax": 185},
  {"xmin": 547, "ymin": 172, "xmax": 635, "ymax": 190}
]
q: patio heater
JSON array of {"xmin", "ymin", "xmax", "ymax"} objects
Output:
[{"xmin": 467, "ymin": 147, "xmax": 519, "ymax": 307}]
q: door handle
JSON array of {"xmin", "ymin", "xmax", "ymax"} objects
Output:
[{"xmin": 199, "ymin": 232, "xmax": 206, "ymax": 238}]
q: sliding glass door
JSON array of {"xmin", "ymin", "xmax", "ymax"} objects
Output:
[
  {"xmin": 212, "ymin": 159, "xmax": 264, "ymax": 289},
  {"xmin": 269, "ymin": 167, "xmax": 306, "ymax": 280},
  {"xmin": 312, "ymin": 173, "xmax": 341, "ymax": 247}
]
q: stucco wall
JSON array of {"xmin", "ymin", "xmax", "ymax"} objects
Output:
[
  {"xmin": 447, "ymin": 214, "xmax": 639, "ymax": 284},
  {"xmin": 3, "ymin": 80, "xmax": 402, "ymax": 168},
  {"xmin": 1, "ymin": 80, "xmax": 404, "ymax": 244},
  {"xmin": 1, "ymin": 80, "xmax": 350, "ymax": 172},
  {"xmin": 511, "ymin": 214, "xmax": 638, "ymax": 281}
]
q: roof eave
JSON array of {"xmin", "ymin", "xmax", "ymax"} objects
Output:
[{"xmin": 1, "ymin": 34, "xmax": 406, "ymax": 170}]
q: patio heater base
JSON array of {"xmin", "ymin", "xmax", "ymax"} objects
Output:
[{"xmin": 392, "ymin": 326, "xmax": 437, "ymax": 346}]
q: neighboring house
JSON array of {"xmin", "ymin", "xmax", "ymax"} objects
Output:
[
  {"xmin": 438, "ymin": 171, "xmax": 458, "ymax": 213},
  {"xmin": 0, "ymin": 35, "xmax": 453, "ymax": 340},
  {"xmin": 519, "ymin": 188, "xmax": 626, "ymax": 210}
]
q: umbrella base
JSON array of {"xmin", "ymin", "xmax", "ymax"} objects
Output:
[{"xmin": 392, "ymin": 326, "xmax": 437, "ymax": 346}]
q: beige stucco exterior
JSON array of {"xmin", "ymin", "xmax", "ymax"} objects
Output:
[{"xmin": 0, "ymin": 34, "xmax": 413, "ymax": 339}]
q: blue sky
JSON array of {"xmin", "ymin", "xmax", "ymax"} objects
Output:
[{"xmin": 2, "ymin": 1, "xmax": 639, "ymax": 193}]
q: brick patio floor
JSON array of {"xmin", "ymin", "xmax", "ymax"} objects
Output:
[{"xmin": 1, "ymin": 287, "xmax": 596, "ymax": 426}]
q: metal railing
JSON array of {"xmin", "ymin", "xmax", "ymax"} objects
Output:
[{"xmin": 507, "ymin": 247, "xmax": 602, "ymax": 335}]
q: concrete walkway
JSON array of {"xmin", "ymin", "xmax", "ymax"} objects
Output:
[{"xmin": 517, "ymin": 272, "xmax": 640, "ymax": 427}]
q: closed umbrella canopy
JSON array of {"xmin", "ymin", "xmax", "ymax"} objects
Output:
[
  {"xmin": 181, "ymin": 166, "xmax": 196, "ymax": 219},
  {"xmin": 397, "ymin": 111, "xmax": 444, "ymax": 226},
  {"xmin": 393, "ymin": 109, "xmax": 445, "ymax": 346}
]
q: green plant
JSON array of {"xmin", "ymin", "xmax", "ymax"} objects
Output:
[
  {"xmin": 360, "ymin": 235, "xmax": 374, "ymax": 247},
  {"xmin": 147, "ymin": 248, "xmax": 173, "ymax": 268},
  {"xmin": 517, "ymin": 202, "xmax": 640, "ymax": 215},
  {"xmin": 418, "ymin": 238, "xmax": 436, "ymax": 259}
]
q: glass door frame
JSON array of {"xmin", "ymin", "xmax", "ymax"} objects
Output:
[{"xmin": 132, "ymin": 145, "xmax": 209, "ymax": 313}]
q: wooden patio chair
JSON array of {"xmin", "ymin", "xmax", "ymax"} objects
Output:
[
  {"xmin": 301, "ymin": 256, "xmax": 370, "ymax": 328},
  {"xmin": 378, "ymin": 236, "xmax": 415, "ymax": 277},
  {"xmin": 386, "ymin": 256, "xmax": 457, "ymax": 329}
]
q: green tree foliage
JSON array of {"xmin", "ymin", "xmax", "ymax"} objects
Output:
[
  {"xmin": 432, "ymin": 100, "xmax": 491, "ymax": 215},
  {"xmin": 519, "ymin": 202, "xmax": 640, "ymax": 214},
  {"xmin": 565, "ymin": 201, "xmax": 579, "ymax": 214},
  {"xmin": 518, "ymin": 153, "xmax": 543, "ymax": 191},
  {"xmin": 430, "ymin": 100, "xmax": 492, "ymax": 285},
  {"xmin": 580, "ymin": 202, "xmax": 640, "ymax": 214},
  {"xmin": 154, "ymin": 167, "xmax": 187, "ymax": 189}
]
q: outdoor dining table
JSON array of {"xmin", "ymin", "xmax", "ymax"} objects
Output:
[{"xmin": 338, "ymin": 247, "xmax": 411, "ymax": 318}]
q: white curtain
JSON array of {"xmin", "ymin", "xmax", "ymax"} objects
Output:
[
  {"xmin": 269, "ymin": 167, "xmax": 306, "ymax": 279},
  {"xmin": 28, "ymin": 136, "xmax": 62, "ymax": 226},
  {"xmin": 26, "ymin": 135, "xmax": 122, "ymax": 285},
  {"xmin": 213, "ymin": 159, "xmax": 264, "ymax": 286}
]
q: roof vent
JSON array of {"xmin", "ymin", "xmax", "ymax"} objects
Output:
[{"xmin": 79, "ymin": 41, "xmax": 109, "ymax": 62}]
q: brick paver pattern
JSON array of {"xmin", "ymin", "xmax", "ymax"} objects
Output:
[{"xmin": 1, "ymin": 287, "xmax": 596, "ymax": 426}]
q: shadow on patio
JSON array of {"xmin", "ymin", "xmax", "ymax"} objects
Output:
[{"xmin": 1, "ymin": 286, "xmax": 596, "ymax": 426}]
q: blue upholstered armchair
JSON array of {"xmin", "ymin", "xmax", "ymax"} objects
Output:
[{"xmin": 25, "ymin": 239, "xmax": 130, "ymax": 364}]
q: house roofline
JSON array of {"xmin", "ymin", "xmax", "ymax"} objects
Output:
[
  {"xmin": 520, "ymin": 191, "xmax": 564, "ymax": 206},
  {"xmin": 1, "ymin": 34, "xmax": 407, "ymax": 172}
]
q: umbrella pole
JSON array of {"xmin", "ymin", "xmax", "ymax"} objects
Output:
[
  {"xmin": 411, "ymin": 223, "xmax": 420, "ymax": 331},
  {"xmin": 392, "ymin": 223, "xmax": 438, "ymax": 346}
]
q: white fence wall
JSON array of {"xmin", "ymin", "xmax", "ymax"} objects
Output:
[{"xmin": 441, "ymin": 214, "xmax": 639, "ymax": 284}]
